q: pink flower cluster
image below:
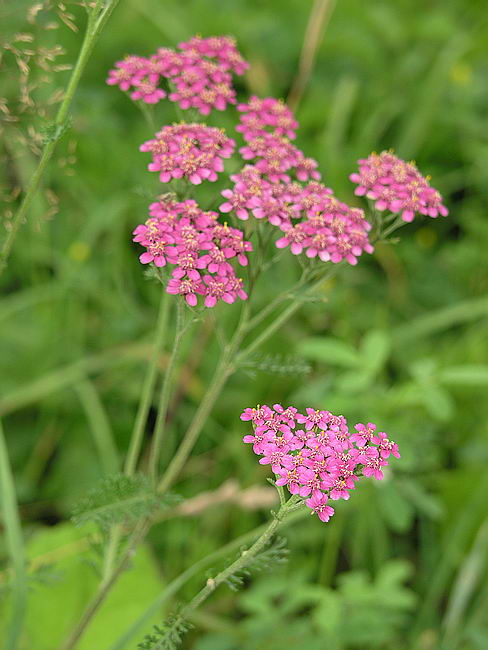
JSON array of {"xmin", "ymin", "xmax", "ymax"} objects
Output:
[
  {"xmin": 241, "ymin": 404, "xmax": 400, "ymax": 523},
  {"xmin": 107, "ymin": 35, "xmax": 248, "ymax": 114},
  {"xmin": 140, "ymin": 123, "xmax": 235, "ymax": 185},
  {"xmin": 236, "ymin": 96, "xmax": 299, "ymax": 140},
  {"xmin": 350, "ymin": 151, "xmax": 448, "ymax": 223},
  {"xmin": 218, "ymin": 97, "xmax": 374, "ymax": 266},
  {"xmin": 133, "ymin": 198, "xmax": 252, "ymax": 307}
]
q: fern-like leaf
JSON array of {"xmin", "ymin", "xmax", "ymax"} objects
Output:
[
  {"xmin": 242, "ymin": 353, "xmax": 311, "ymax": 376},
  {"xmin": 224, "ymin": 536, "xmax": 289, "ymax": 591},
  {"xmin": 138, "ymin": 615, "xmax": 193, "ymax": 650},
  {"xmin": 72, "ymin": 473, "xmax": 179, "ymax": 532}
]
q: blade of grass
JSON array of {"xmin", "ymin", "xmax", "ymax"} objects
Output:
[
  {"xmin": 441, "ymin": 518, "xmax": 488, "ymax": 649},
  {"xmin": 411, "ymin": 474, "xmax": 488, "ymax": 639},
  {"xmin": 74, "ymin": 379, "xmax": 119, "ymax": 475},
  {"xmin": 0, "ymin": 419, "xmax": 28, "ymax": 650},
  {"xmin": 396, "ymin": 34, "xmax": 468, "ymax": 158},
  {"xmin": 392, "ymin": 296, "xmax": 488, "ymax": 344},
  {"xmin": 0, "ymin": 341, "xmax": 149, "ymax": 416},
  {"xmin": 288, "ymin": 0, "xmax": 337, "ymax": 112}
]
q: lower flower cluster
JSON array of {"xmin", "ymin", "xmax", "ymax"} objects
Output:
[
  {"xmin": 134, "ymin": 198, "xmax": 252, "ymax": 307},
  {"xmin": 241, "ymin": 404, "xmax": 400, "ymax": 522}
]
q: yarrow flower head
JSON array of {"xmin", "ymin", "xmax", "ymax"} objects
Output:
[
  {"xmin": 133, "ymin": 197, "xmax": 252, "ymax": 307},
  {"xmin": 241, "ymin": 403, "xmax": 400, "ymax": 523},
  {"xmin": 107, "ymin": 35, "xmax": 248, "ymax": 115},
  {"xmin": 140, "ymin": 123, "xmax": 235, "ymax": 185},
  {"xmin": 350, "ymin": 150, "xmax": 448, "ymax": 223},
  {"xmin": 218, "ymin": 97, "xmax": 374, "ymax": 266}
]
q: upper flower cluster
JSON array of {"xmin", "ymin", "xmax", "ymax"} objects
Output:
[
  {"xmin": 350, "ymin": 151, "xmax": 449, "ymax": 223},
  {"xmin": 107, "ymin": 35, "xmax": 248, "ymax": 114},
  {"xmin": 140, "ymin": 123, "xmax": 235, "ymax": 185},
  {"xmin": 241, "ymin": 404, "xmax": 400, "ymax": 523},
  {"xmin": 133, "ymin": 198, "xmax": 252, "ymax": 307},
  {"xmin": 219, "ymin": 98, "xmax": 374, "ymax": 266}
]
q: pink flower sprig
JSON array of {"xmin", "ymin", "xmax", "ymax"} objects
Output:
[
  {"xmin": 133, "ymin": 198, "xmax": 252, "ymax": 307},
  {"xmin": 350, "ymin": 150, "xmax": 448, "ymax": 223},
  {"xmin": 107, "ymin": 35, "xmax": 248, "ymax": 114},
  {"xmin": 140, "ymin": 123, "xmax": 235, "ymax": 185},
  {"xmin": 241, "ymin": 404, "xmax": 400, "ymax": 523}
]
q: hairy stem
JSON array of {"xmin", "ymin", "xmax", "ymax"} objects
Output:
[
  {"xmin": 174, "ymin": 498, "xmax": 303, "ymax": 631},
  {"xmin": 125, "ymin": 290, "xmax": 170, "ymax": 476},
  {"xmin": 0, "ymin": 0, "xmax": 121, "ymax": 275}
]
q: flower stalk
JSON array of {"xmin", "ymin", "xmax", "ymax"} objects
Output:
[{"xmin": 0, "ymin": 0, "xmax": 121, "ymax": 276}]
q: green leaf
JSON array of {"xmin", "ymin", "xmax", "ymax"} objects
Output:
[
  {"xmin": 360, "ymin": 329, "xmax": 391, "ymax": 373},
  {"xmin": 439, "ymin": 365, "xmax": 488, "ymax": 387},
  {"xmin": 297, "ymin": 337, "xmax": 360, "ymax": 367}
]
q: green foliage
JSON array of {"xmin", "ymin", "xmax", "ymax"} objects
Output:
[
  {"xmin": 194, "ymin": 561, "xmax": 416, "ymax": 649},
  {"xmin": 0, "ymin": 523, "xmax": 164, "ymax": 650}
]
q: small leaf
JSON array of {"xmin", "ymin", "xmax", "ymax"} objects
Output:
[{"xmin": 360, "ymin": 330, "xmax": 391, "ymax": 373}]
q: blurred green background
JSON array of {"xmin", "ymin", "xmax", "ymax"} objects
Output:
[{"xmin": 1, "ymin": 0, "xmax": 488, "ymax": 648}]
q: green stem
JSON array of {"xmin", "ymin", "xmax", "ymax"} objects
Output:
[
  {"xmin": 109, "ymin": 508, "xmax": 308, "ymax": 650},
  {"xmin": 238, "ymin": 268, "xmax": 338, "ymax": 362},
  {"xmin": 246, "ymin": 272, "xmax": 308, "ymax": 332},
  {"xmin": 125, "ymin": 290, "xmax": 170, "ymax": 476},
  {"xmin": 157, "ymin": 268, "xmax": 338, "ymax": 495},
  {"xmin": 148, "ymin": 299, "xmax": 186, "ymax": 485},
  {"xmin": 0, "ymin": 0, "xmax": 121, "ymax": 276},
  {"xmin": 157, "ymin": 303, "xmax": 250, "ymax": 494},
  {"xmin": 174, "ymin": 498, "xmax": 303, "ymax": 630},
  {"xmin": 0, "ymin": 420, "xmax": 28, "ymax": 650},
  {"xmin": 380, "ymin": 215, "xmax": 406, "ymax": 240}
]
